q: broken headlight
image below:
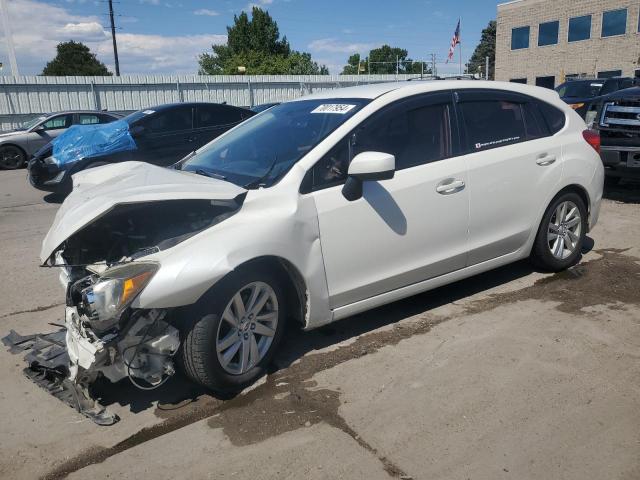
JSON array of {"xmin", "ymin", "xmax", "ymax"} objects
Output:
[{"xmin": 82, "ymin": 262, "xmax": 159, "ymax": 331}]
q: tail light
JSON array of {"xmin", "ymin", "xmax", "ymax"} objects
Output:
[{"xmin": 582, "ymin": 129, "xmax": 600, "ymax": 154}]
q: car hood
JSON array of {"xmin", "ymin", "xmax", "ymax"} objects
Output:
[
  {"xmin": 0, "ymin": 130, "xmax": 25, "ymax": 139},
  {"xmin": 40, "ymin": 161, "xmax": 246, "ymax": 263}
]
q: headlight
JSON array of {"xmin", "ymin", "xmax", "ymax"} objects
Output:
[
  {"xmin": 569, "ymin": 103, "xmax": 585, "ymax": 110},
  {"xmin": 82, "ymin": 262, "xmax": 159, "ymax": 330}
]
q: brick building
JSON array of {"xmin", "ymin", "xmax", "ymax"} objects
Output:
[{"xmin": 495, "ymin": 0, "xmax": 640, "ymax": 88}]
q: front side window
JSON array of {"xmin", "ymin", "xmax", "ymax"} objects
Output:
[
  {"xmin": 197, "ymin": 105, "xmax": 247, "ymax": 128},
  {"xmin": 538, "ymin": 21, "xmax": 559, "ymax": 46},
  {"xmin": 602, "ymin": 8, "xmax": 627, "ymax": 37},
  {"xmin": 309, "ymin": 99, "xmax": 454, "ymax": 190},
  {"xmin": 142, "ymin": 106, "xmax": 193, "ymax": 134},
  {"xmin": 41, "ymin": 114, "xmax": 72, "ymax": 131},
  {"xmin": 511, "ymin": 26, "xmax": 530, "ymax": 49},
  {"xmin": 180, "ymin": 99, "xmax": 369, "ymax": 188},
  {"xmin": 568, "ymin": 15, "xmax": 591, "ymax": 42}
]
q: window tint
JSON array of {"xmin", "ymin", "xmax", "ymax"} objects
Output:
[
  {"xmin": 144, "ymin": 106, "xmax": 192, "ymax": 134},
  {"xmin": 460, "ymin": 100, "xmax": 526, "ymax": 152},
  {"xmin": 537, "ymin": 101, "xmax": 566, "ymax": 134},
  {"xmin": 522, "ymin": 103, "xmax": 546, "ymax": 139},
  {"xmin": 197, "ymin": 105, "xmax": 246, "ymax": 128},
  {"xmin": 602, "ymin": 8, "xmax": 627, "ymax": 37},
  {"xmin": 98, "ymin": 114, "xmax": 116, "ymax": 124},
  {"xmin": 42, "ymin": 114, "xmax": 72, "ymax": 131},
  {"xmin": 568, "ymin": 15, "xmax": 591, "ymax": 42},
  {"xmin": 310, "ymin": 99, "xmax": 453, "ymax": 190},
  {"xmin": 538, "ymin": 21, "xmax": 559, "ymax": 46},
  {"xmin": 78, "ymin": 114, "xmax": 100, "ymax": 125},
  {"xmin": 511, "ymin": 26, "xmax": 530, "ymax": 49}
]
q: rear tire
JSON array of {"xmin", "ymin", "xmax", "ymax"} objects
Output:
[
  {"xmin": 0, "ymin": 145, "xmax": 26, "ymax": 169},
  {"xmin": 178, "ymin": 265, "xmax": 287, "ymax": 394},
  {"xmin": 530, "ymin": 192, "xmax": 587, "ymax": 272}
]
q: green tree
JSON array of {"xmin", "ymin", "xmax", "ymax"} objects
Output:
[
  {"xmin": 342, "ymin": 47, "xmax": 431, "ymax": 75},
  {"xmin": 466, "ymin": 20, "xmax": 496, "ymax": 79},
  {"xmin": 199, "ymin": 7, "xmax": 327, "ymax": 75},
  {"xmin": 42, "ymin": 41, "xmax": 111, "ymax": 76}
]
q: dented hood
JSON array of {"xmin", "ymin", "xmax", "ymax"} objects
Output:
[{"xmin": 40, "ymin": 161, "xmax": 246, "ymax": 263}]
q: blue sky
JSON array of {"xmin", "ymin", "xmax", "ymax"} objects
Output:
[{"xmin": 0, "ymin": 0, "xmax": 501, "ymax": 75}]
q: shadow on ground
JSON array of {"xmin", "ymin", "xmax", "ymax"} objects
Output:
[{"xmin": 603, "ymin": 178, "xmax": 640, "ymax": 204}]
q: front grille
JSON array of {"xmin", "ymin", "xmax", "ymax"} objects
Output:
[{"xmin": 600, "ymin": 101, "xmax": 640, "ymax": 130}]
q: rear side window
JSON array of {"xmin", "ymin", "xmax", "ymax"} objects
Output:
[
  {"xmin": 197, "ymin": 105, "xmax": 247, "ymax": 128},
  {"xmin": 537, "ymin": 101, "xmax": 566, "ymax": 134},
  {"xmin": 460, "ymin": 100, "xmax": 527, "ymax": 151},
  {"xmin": 78, "ymin": 114, "xmax": 100, "ymax": 125}
]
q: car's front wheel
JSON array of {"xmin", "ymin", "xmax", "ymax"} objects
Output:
[
  {"xmin": 179, "ymin": 266, "xmax": 286, "ymax": 394},
  {"xmin": 530, "ymin": 192, "xmax": 587, "ymax": 271},
  {"xmin": 0, "ymin": 145, "xmax": 26, "ymax": 169}
]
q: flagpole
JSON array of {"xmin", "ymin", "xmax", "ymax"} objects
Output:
[{"xmin": 458, "ymin": 17, "xmax": 462, "ymax": 76}]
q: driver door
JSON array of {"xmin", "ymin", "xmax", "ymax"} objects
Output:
[
  {"xmin": 307, "ymin": 92, "xmax": 470, "ymax": 309},
  {"xmin": 28, "ymin": 113, "xmax": 73, "ymax": 153}
]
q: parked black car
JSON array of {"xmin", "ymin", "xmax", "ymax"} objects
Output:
[
  {"xmin": 556, "ymin": 77, "xmax": 637, "ymax": 119},
  {"xmin": 28, "ymin": 102, "xmax": 254, "ymax": 194},
  {"xmin": 596, "ymin": 86, "xmax": 640, "ymax": 183}
]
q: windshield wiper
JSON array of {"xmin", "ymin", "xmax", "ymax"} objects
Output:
[
  {"xmin": 243, "ymin": 155, "xmax": 278, "ymax": 189},
  {"xmin": 194, "ymin": 168, "xmax": 227, "ymax": 180}
]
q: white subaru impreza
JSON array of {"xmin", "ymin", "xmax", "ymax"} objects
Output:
[{"xmin": 41, "ymin": 80, "xmax": 604, "ymax": 399}]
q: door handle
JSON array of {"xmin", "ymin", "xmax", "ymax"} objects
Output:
[
  {"xmin": 536, "ymin": 153, "xmax": 556, "ymax": 166},
  {"xmin": 436, "ymin": 179, "xmax": 465, "ymax": 194}
]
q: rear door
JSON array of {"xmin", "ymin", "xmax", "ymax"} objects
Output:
[
  {"xmin": 194, "ymin": 104, "xmax": 252, "ymax": 148},
  {"xmin": 455, "ymin": 89, "xmax": 564, "ymax": 264},
  {"xmin": 134, "ymin": 105, "xmax": 195, "ymax": 165}
]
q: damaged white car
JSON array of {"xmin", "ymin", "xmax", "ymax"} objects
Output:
[{"xmin": 32, "ymin": 81, "xmax": 603, "ymax": 422}]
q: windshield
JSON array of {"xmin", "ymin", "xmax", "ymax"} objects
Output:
[
  {"xmin": 180, "ymin": 98, "xmax": 369, "ymax": 188},
  {"xmin": 556, "ymin": 81, "xmax": 603, "ymax": 98},
  {"xmin": 18, "ymin": 115, "xmax": 47, "ymax": 131}
]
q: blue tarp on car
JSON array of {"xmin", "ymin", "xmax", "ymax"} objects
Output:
[{"xmin": 51, "ymin": 120, "xmax": 137, "ymax": 165}]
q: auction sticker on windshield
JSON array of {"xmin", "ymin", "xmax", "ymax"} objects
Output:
[{"xmin": 311, "ymin": 104, "xmax": 357, "ymax": 114}]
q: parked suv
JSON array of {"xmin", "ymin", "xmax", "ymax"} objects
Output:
[
  {"xmin": 28, "ymin": 102, "xmax": 254, "ymax": 194},
  {"xmin": 556, "ymin": 77, "xmax": 637, "ymax": 120},
  {"xmin": 597, "ymin": 86, "xmax": 640, "ymax": 182},
  {"xmin": 35, "ymin": 81, "xmax": 603, "ymax": 422},
  {"xmin": 0, "ymin": 110, "xmax": 120, "ymax": 169}
]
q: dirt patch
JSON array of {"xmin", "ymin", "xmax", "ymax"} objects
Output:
[{"xmin": 41, "ymin": 249, "xmax": 640, "ymax": 480}]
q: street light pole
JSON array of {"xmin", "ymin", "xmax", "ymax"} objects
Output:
[
  {"xmin": 108, "ymin": 0, "xmax": 120, "ymax": 76},
  {"xmin": 0, "ymin": 0, "xmax": 19, "ymax": 76}
]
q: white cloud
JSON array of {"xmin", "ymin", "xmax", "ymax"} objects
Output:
[
  {"xmin": 0, "ymin": 0, "xmax": 226, "ymax": 75},
  {"xmin": 193, "ymin": 8, "xmax": 220, "ymax": 16},
  {"xmin": 308, "ymin": 38, "xmax": 372, "ymax": 54}
]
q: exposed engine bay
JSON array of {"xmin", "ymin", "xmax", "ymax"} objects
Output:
[{"xmin": 3, "ymin": 198, "xmax": 243, "ymax": 424}]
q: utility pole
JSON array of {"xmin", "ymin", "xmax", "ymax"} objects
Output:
[
  {"xmin": 108, "ymin": 0, "xmax": 120, "ymax": 76},
  {"xmin": 430, "ymin": 53, "xmax": 437, "ymax": 77},
  {"xmin": 0, "ymin": 0, "xmax": 19, "ymax": 76},
  {"xmin": 485, "ymin": 55, "xmax": 489, "ymax": 80},
  {"xmin": 396, "ymin": 55, "xmax": 399, "ymax": 75}
]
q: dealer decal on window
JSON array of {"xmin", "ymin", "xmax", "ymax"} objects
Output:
[
  {"xmin": 311, "ymin": 104, "xmax": 356, "ymax": 114},
  {"xmin": 475, "ymin": 136, "xmax": 520, "ymax": 150}
]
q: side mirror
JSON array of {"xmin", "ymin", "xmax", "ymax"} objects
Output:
[
  {"xmin": 342, "ymin": 151, "xmax": 395, "ymax": 201},
  {"xmin": 33, "ymin": 125, "xmax": 45, "ymax": 133},
  {"xmin": 129, "ymin": 125, "xmax": 145, "ymax": 138}
]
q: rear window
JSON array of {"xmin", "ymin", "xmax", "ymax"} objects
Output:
[
  {"xmin": 555, "ymin": 81, "xmax": 603, "ymax": 98},
  {"xmin": 537, "ymin": 101, "xmax": 566, "ymax": 134}
]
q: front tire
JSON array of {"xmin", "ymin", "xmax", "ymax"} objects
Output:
[
  {"xmin": 0, "ymin": 145, "xmax": 26, "ymax": 169},
  {"xmin": 530, "ymin": 192, "xmax": 587, "ymax": 272},
  {"xmin": 179, "ymin": 266, "xmax": 286, "ymax": 394}
]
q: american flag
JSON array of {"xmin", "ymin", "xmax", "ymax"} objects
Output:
[{"xmin": 446, "ymin": 19, "xmax": 461, "ymax": 63}]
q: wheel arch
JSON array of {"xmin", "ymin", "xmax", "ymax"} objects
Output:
[
  {"xmin": 555, "ymin": 184, "xmax": 591, "ymax": 228},
  {"xmin": 0, "ymin": 143, "xmax": 28, "ymax": 165}
]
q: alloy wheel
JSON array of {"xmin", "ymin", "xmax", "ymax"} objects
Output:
[
  {"xmin": 0, "ymin": 146, "xmax": 24, "ymax": 169},
  {"xmin": 547, "ymin": 200, "xmax": 582, "ymax": 260},
  {"xmin": 215, "ymin": 281, "xmax": 279, "ymax": 375}
]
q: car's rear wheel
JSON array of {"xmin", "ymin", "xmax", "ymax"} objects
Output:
[
  {"xmin": 179, "ymin": 266, "xmax": 286, "ymax": 394},
  {"xmin": 0, "ymin": 145, "xmax": 26, "ymax": 169},
  {"xmin": 530, "ymin": 192, "xmax": 587, "ymax": 271}
]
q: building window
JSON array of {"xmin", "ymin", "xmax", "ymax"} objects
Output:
[
  {"xmin": 568, "ymin": 15, "xmax": 591, "ymax": 42},
  {"xmin": 511, "ymin": 26, "xmax": 530, "ymax": 50},
  {"xmin": 602, "ymin": 9, "xmax": 627, "ymax": 37},
  {"xmin": 598, "ymin": 70, "xmax": 622, "ymax": 79},
  {"xmin": 510, "ymin": 78, "xmax": 527, "ymax": 84},
  {"xmin": 535, "ymin": 76, "xmax": 555, "ymax": 89},
  {"xmin": 538, "ymin": 20, "xmax": 559, "ymax": 46}
]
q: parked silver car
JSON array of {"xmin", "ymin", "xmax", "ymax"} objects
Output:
[{"xmin": 0, "ymin": 110, "xmax": 121, "ymax": 169}]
